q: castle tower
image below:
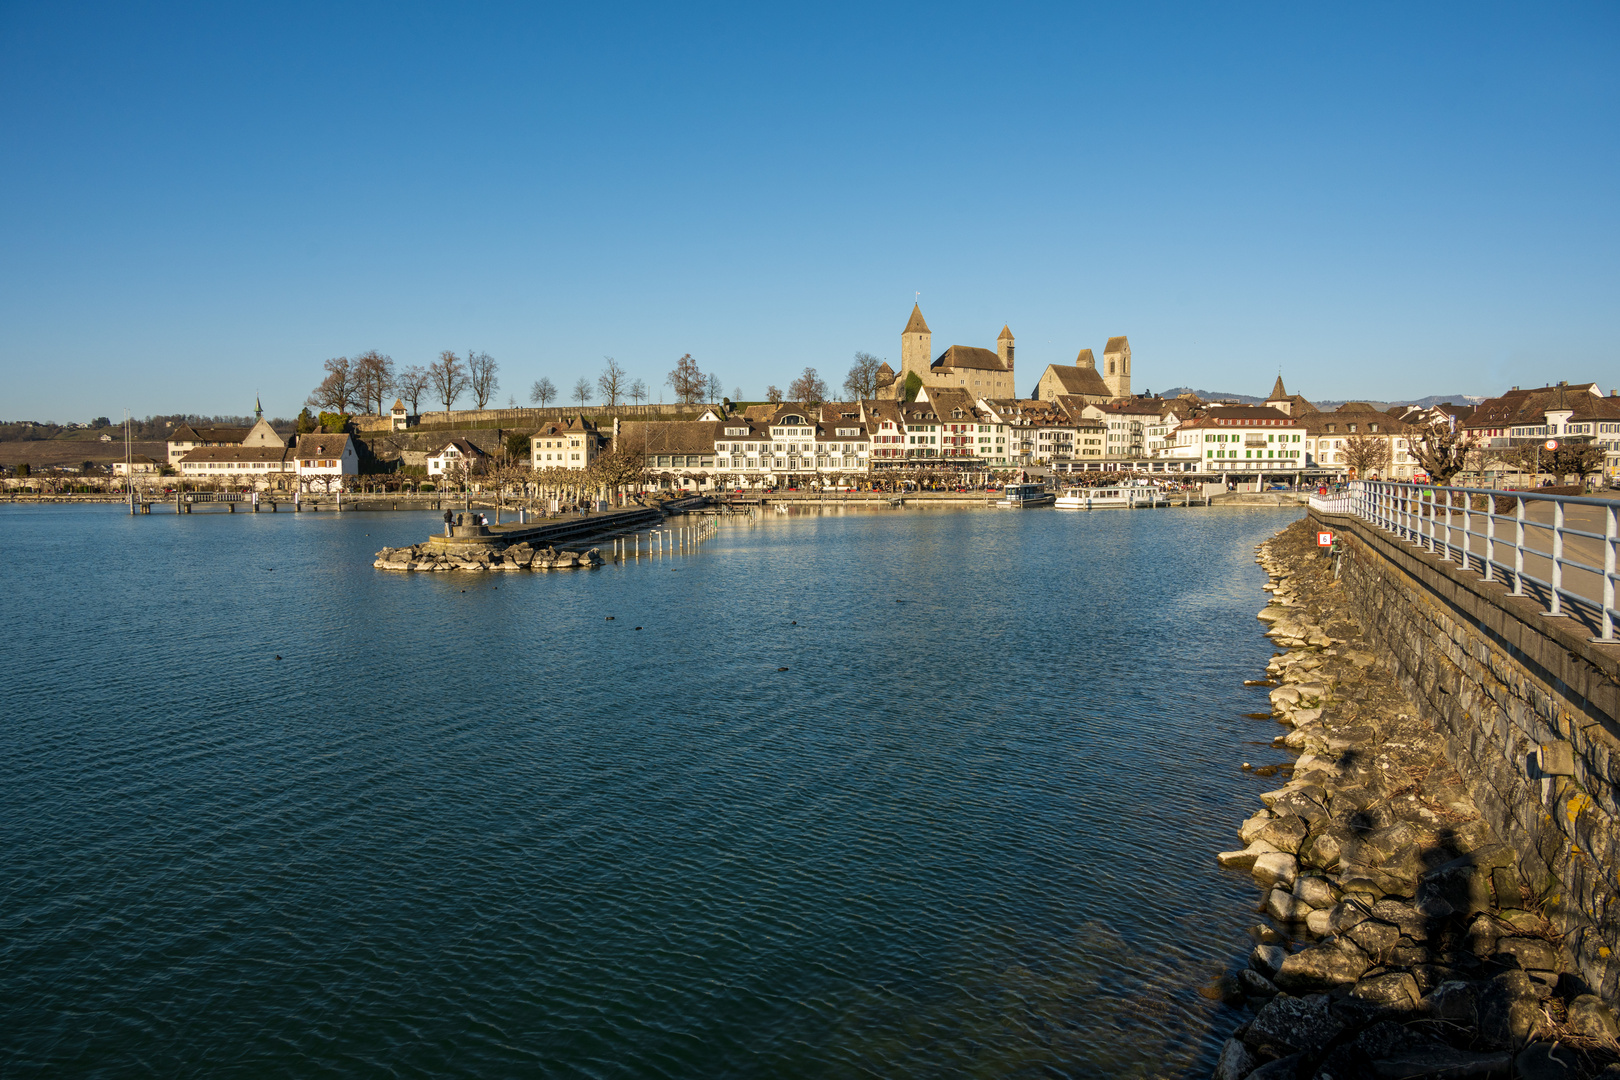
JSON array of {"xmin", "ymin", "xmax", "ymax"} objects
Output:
[
  {"xmin": 1103, "ymin": 335, "xmax": 1131, "ymax": 398},
  {"xmin": 997, "ymin": 325, "xmax": 1014, "ymax": 373},
  {"xmin": 900, "ymin": 304, "xmax": 932, "ymax": 382}
]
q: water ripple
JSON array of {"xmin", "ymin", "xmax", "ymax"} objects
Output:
[{"xmin": 0, "ymin": 503, "xmax": 1303, "ymax": 1077}]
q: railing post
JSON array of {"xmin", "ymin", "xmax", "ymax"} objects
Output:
[
  {"xmin": 1484, "ymin": 498, "xmax": 1496, "ymax": 583},
  {"xmin": 1599, "ymin": 504, "xmax": 1617, "ymax": 643},
  {"xmin": 1460, "ymin": 490, "xmax": 1471, "ymax": 572},
  {"xmin": 1512, "ymin": 496, "xmax": 1526, "ymax": 597},
  {"xmin": 1441, "ymin": 489, "xmax": 1454, "ymax": 562},
  {"xmin": 1546, "ymin": 500, "xmax": 1565, "ymax": 618}
]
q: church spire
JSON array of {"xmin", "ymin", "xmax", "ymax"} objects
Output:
[
  {"xmin": 255, "ymin": 394, "xmax": 263, "ymax": 420},
  {"xmin": 1269, "ymin": 375, "xmax": 1287, "ymax": 401}
]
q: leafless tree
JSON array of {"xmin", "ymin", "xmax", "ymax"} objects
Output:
[
  {"xmin": 397, "ymin": 365, "xmax": 430, "ymax": 413},
  {"xmin": 766, "ymin": 385, "xmax": 783, "ymax": 404},
  {"xmin": 466, "ymin": 351, "xmax": 500, "ymax": 409},
  {"xmin": 1548, "ymin": 442, "xmax": 1606, "ymax": 486},
  {"xmin": 430, "ymin": 350, "xmax": 469, "ymax": 412},
  {"xmin": 789, "ymin": 367, "xmax": 828, "ymax": 405},
  {"xmin": 628, "ymin": 378, "xmax": 648, "ymax": 406},
  {"xmin": 307, "ymin": 356, "xmax": 357, "ymax": 414},
  {"xmin": 598, "ymin": 357, "xmax": 627, "ymax": 407},
  {"xmin": 352, "ymin": 350, "xmax": 395, "ymax": 415},
  {"xmin": 1410, "ymin": 421, "xmax": 1479, "ymax": 486},
  {"xmin": 667, "ymin": 353, "xmax": 704, "ymax": 405},
  {"xmin": 706, "ymin": 372, "xmax": 724, "ymax": 404},
  {"xmin": 1341, "ymin": 433, "xmax": 1392, "ymax": 480},
  {"xmin": 844, "ymin": 352, "xmax": 881, "ymax": 400},
  {"xmin": 573, "ymin": 377, "xmax": 592, "ymax": 408},
  {"xmin": 531, "ymin": 377, "xmax": 557, "ymax": 407},
  {"xmin": 733, "ymin": 386, "xmax": 743, "ymax": 402}
]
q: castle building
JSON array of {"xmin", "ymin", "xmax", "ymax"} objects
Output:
[{"xmin": 885, "ymin": 304, "xmax": 1017, "ymax": 399}]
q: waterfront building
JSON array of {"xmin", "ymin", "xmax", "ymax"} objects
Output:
[
  {"xmin": 1300, "ymin": 405, "xmax": 1420, "ymax": 480},
  {"xmin": 1167, "ymin": 405, "xmax": 1307, "ymax": 475},
  {"xmin": 294, "ymin": 433, "xmax": 359, "ymax": 491},
  {"xmin": 1463, "ymin": 381, "xmax": 1620, "ymax": 483},
  {"xmin": 1082, "ymin": 398, "xmax": 1177, "ymax": 461},
  {"xmin": 427, "ymin": 438, "xmax": 489, "ymax": 478},
  {"xmin": 112, "ymin": 455, "xmax": 161, "ymax": 476},
  {"xmin": 167, "ymin": 422, "xmax": 252, "ymax": 467},
  {"xmin": 175, "ymin": 445, "xmax": 296, "ymax": 486},
  {"xmin": 862, "ymin": 400, "xmax": 907, "ymax": 464},
  {"xmin": 530, "ymin": 417, "xmax": 604, "ymax": 471}
]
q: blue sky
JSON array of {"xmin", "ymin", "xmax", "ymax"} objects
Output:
[{"xmin": 2, "ymin": 2, "xmax": 1616, "ymax": 421}]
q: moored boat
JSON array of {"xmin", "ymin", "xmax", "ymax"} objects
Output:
[
  {"xmin": 1054, "ymin": 483, "xmax": 1168, "ymax": 509},
  {"xmin": 997, "ymin": 482, "xmax": 1055, "ymax": 508}
]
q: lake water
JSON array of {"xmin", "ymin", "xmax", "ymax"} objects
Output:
[{"xmin": 1, "ymin": 502, "xmax": 1304, "ymax": 1078}]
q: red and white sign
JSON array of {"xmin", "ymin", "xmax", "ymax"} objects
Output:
[
  {"xmin": 1545, "ymin": 439, "xmax": 1559, "ymax": 451},
  {"xmin": 1317, "ymin": 531, "xmax": 1334, "ymax": 547}
]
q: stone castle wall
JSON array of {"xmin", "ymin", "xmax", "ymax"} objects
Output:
[{"xmin": 1312, "ymin": 508, "xmax": 1620, "ymax": 998}]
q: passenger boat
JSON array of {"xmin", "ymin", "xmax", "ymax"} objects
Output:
[
  {"xmin": 996, "ymin": 482, "xmax": 1055, "ymax": 508},
  {"xmin": 1054, "ymin": 483, "xmax": 1168, "ymax": 509}
]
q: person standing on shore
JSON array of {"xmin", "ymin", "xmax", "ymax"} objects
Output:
[{"xmin": 443, "ymin": 508, "xmax": 453, "ymax": 537}]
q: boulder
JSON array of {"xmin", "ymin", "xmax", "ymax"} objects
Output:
[
  {"xmin": 1241, "ymin": 812, "xmax": 1277, "ymax": 845},
  {"xmin": 1345, "ymin": 919, "xmax": 1401, "ymax": 964},
  {"xmin": 1329, "ymin": 899, "xmax": 1373, "ymax": 935},
  {"xmin": 1567, "ymin": 994, "xmax": 1619, "ymax": 1040},
  {"xmin": 1219, "ymin": 840, "xmax": 1283, "ymax": 870},
  {"xmin": 1270, "ymin": 685, "xmax": 1302, "ymax": 709},
  {"xmin": 1417, "ymin": 856, "xmax": 1495, "ymax": 917},
  {"xmin": 1245, "ymin": 993, "xmax": 1345, "ymax": 1058},
  {"xmin": 1273, "ymin": 939, "xmax": 1371, "ymax": 993},
  {"xmin": 1267, "ymin": 888, "xmax": 1311, "ymax": 923},
  {"xmin": 1240, "ymin": 968, "xmax": 1280, "ymax": 998},
  {"xmin": 1477, "ymin": 970, "xmax": 1540, "ymax": 1049},
  {"xmin": 1255, "ymin": 815, "xmax": 1309, "ymax": 855},
  {"xmin": 1212, "ymin": 1037, "xmax": 1253, "ymax": 1080},
  {"xmin": 1254, "ymin": 852, "xmax": 1300, "ymax": 890},
  {"xmin": 1491, "ymin": 936, "xmax": 1560, "ymax": 973},
  {"xmin": 1515, "ymin": 1042, "xmax": 1580, "ymax": 1080},
  {"xmin": 1369, "ymin": 899, "xmax": 1429, "ymax": 940},
  {"xmin": 1306, "ymin": 908, "xmax": 1333, "ymax": 936},
  {"xmin": 1422, "ymin": 980, "xmax": 1479, "ymax": 1027},
  {"xmin": 1351, "ymin": 971, "xmax": 1421, "ymax": 1012},
  {"xmin": 1251, "ymin": 943, "xmax": 1288, "ymax": 977},
  {"xmin": 1294, "ymin": 875, "xmax": 1338, "ymax": 910}
]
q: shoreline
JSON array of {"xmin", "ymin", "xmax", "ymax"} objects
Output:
[{"xmin": 1210, "ymin": 519, "xmax": 1620, "ymax": 1079}]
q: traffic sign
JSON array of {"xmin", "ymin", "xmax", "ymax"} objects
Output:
[
  {"xmin": 1545, "ymin": 439, "xmax": 1559, "ymax": 451},
  {"xmin": 1317, "ymin": 531, "xmax": 1334, "ymax": 547}
]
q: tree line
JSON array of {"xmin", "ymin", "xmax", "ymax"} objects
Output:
[{"xmin": 307, "ymin": 349, "xmax": 893, "ymax": 418}]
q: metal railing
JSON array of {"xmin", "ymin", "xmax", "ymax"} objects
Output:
[{"xmin": 1309, "ymin": 481, "xmax": 1619, "ymax": 643}]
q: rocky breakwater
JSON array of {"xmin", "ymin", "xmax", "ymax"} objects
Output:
[
  {"xmin": 1211, "ymin": 519, "xmax": 1620, "ymax": 1080},
  {"xmin": 373, "ymin": 542, "xmax": 603, "ymax": 572}
]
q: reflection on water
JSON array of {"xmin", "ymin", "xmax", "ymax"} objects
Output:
[{"xmin": 0, "ymin": 502, "xmax": 1302, "ymax": 1078}]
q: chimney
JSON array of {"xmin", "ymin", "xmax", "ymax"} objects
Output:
[{"xmin": 1511, "ymin": 386, "xmax": 1519, "ymax": 391}]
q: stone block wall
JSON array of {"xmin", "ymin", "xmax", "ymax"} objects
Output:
[{"xmin": 1313, "ymin": 509, "xmax": 1620, "ymax": 1000}]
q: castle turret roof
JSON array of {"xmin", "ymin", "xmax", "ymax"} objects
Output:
[
  {"xmin": 904, "ymin": 304, "xmax": 930, "ymax": 334},
  {"xmin": 998, "ymin": 325, "xmax": 1014, "ymax": 341}
]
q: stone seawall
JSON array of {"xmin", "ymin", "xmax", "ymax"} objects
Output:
[{"xmin": 1312, "ymin": 507, "xmax": 1620, "ymax": 1002}]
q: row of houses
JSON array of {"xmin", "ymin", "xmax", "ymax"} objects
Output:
[
  {"xmin": 150, "ymin": 377, "xmax": 1620, "ymax": 493},
  {"xmin": 159, "ymin": 417, "xmax": 359, "ymax": 489}
]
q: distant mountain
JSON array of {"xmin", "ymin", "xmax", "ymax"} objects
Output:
[{"xmin": 1158, "ymin": 388, "xmax": 1486, "ymax": 410}]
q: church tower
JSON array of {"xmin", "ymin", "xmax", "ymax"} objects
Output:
[
  {"xmin": 997, "ymin": 325, "xmax": 1014, "ymax": 373},
  {"xmin": 900, "ymin": 304, "xmax": 932, "ymax": 382},
  {"xmin": 1103, "ymin": 335, "xmax": 1131, "ymax": 398}
]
